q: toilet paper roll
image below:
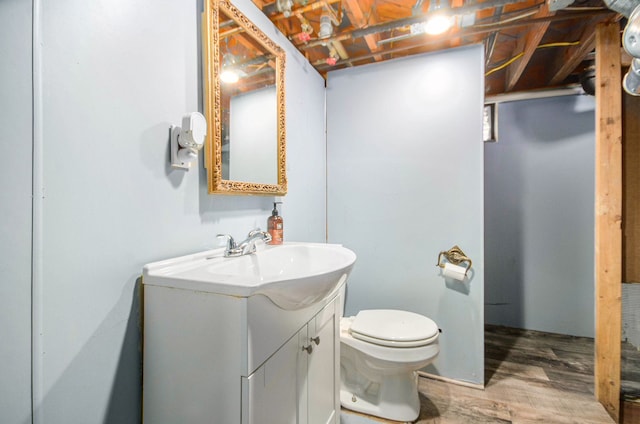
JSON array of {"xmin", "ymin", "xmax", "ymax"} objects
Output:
[{"xmin": 442, "ymin": 262, "xmax": 467, "ymax": 281}]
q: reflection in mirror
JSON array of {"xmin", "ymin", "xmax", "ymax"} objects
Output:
[
  {"xmin": 203, "ymin": 0, "xmax": 287, "ymax": 195},
  {"xmin": 219, "ymin": 10, "xmax": 277, "ymax": 183}
]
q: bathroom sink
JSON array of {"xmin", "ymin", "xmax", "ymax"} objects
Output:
[{"xmin": 143, "ymin": 242, "xmax": 356, "ymax": 310}]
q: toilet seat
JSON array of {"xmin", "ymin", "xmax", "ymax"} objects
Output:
[{"xmin": 349, "ymin": 309, "xmax": 439, "ymax": 348}]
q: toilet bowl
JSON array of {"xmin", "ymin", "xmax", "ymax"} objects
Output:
[{"xmin": 340, "ymin": 309, "xmax": 439, "ymax": 422}]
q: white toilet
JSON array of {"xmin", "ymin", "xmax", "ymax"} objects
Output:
[{"xmin": 339, "ymin": 309, "xmax": 440, "ymax": 422}]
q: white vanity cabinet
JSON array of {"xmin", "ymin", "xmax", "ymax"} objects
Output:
[
  {"xmin": 142, "ymin": 282, "xmax": 341, "ymax": 424},
  {"xmin": 242, "ymin": 299, "xmax": 338, "ymax": 424}
]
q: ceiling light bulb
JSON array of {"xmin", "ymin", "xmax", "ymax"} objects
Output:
[
  {"xmin": 220, "ymin": 53, "xmax": 240, "ymax": 83},
  {"xmin": 220, "ymin": 69, "xmax": 239, "ymax": 84},
  {"xmin": 424, "ymin": 14, "xmax": 452, "ymax": 35}
]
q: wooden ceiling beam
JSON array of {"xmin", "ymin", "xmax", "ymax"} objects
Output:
[
  {"xmin": 331, "ymin": 40, "xmax": 350, "ymax": 59},
  {"xmin": 548, "ymin": 25, "xmax": 596, "ymax": 85},
  {"xmin": 483, "ymin": 5, "xmax": 506, "ymax": 66},
  {"xmin": 322, "ymin": 0, "xmax": 342, "ymax": 25},
  {"xmin": 236, "ymin": 32, "xmax": 267, "ymax": 56},
  {"xmin": 546, "ymin": 14, "xmax": 621, "ymax": 85},
  {"xmin": 342, "ymin": 0, "xmax": 382, "ymax": 60},
  {"xmin": 270, "ymin": 0, "xmax": 342, "ymax": 21},
  {"xmin": 449, "ymin": 0, "xmax": 466, "ymax": 48},
  {"xmin": 505, "ymin": 3, "xmax": 552, "ymax": 91}
]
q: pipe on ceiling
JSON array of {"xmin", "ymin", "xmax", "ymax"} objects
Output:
[
  {"xmin": 301, "ymin": 0, "xmax": 536, "ymax": 49},
  {"xmin": 484, "ymin": 6, "xmax": 504, "ymax": 66}
]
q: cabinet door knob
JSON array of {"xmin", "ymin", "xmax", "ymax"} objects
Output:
[
  {"xmin": 302, "ymin": 344, "xmax": 313, "ymax": 354},
  {"xmin": 311, "ymin": 336, "xmax": 320, "ymax": 346}
]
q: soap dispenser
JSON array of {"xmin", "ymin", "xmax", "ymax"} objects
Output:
[{"xmin": 267, "ymin": 202, "xmax": 283, "ymax": 245}]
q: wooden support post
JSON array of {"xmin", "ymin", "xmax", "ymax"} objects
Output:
[{"xmin": 595, "ymin": 21, "xmax": 622, "ymax": 423}]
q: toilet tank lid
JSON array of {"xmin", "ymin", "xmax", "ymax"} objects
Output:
[{"xmin": 350, "ymin": 309, "xmax": 439, "ymax": 343}]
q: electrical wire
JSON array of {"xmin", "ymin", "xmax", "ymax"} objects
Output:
[
  {"xmin": 474, "ymin": 9, "xmax": 538, "ymax": 27},
  {"xmin": 485, "ymin": 41, "xmax": 580, "ymax": 76}
]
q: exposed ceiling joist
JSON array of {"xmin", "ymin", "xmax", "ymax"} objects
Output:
[
  {"xmin": 448, "ymin": 0, "xmax": 466, "ymax": 48},
  {"xmin": 342, "ymin": 0, "xmax": 382, "ymax": 60},
  {"xmin": 255, "ymin": 0, "xmax": 620, "ymax": 96},
  {"xmin": 505, "ymin": 3, "xmax": 553, "ymax": 91},
  {"xmin": 269, "ymin": 0, "xmax": 342, "ymax": 21},
  {"xmin": 548, "ymin": 26, "xmax": 596, "ymax": 85}
]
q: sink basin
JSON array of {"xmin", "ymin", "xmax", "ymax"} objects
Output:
[{"xmin": 143, "ymin": 242, "xmax": 356, "ymax": 310}]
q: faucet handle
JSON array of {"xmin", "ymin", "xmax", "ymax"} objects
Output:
[
  {"xmin": 216, "ymin": 234, "xmax": 236, "ymax": 250},
  {"xmin": 248, "ymin": 228, "xmax": 272, "ymax": 243}
]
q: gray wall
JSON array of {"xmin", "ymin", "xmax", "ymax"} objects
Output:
[
  {"xmin": 326, "ymin": 46, "xmax": 485, "ymax": 385},
  {"xmin": 623, "ymin": 283, "xmax": 640, "ymax": 348},
  {"xmin": 484, "ymin": 95, "xmax": 595, "ymax": 337},
  {"xmin": 0, "ymin": 1, "xmax": 33, "ymax": 423},
  {"xmin": 5, "ymin": 0, "xmax": 328, "ymax": 423}
]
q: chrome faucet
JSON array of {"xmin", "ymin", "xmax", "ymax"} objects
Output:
[{"xmin": 217, "ymin": 229, "xmax": 272, "ymax": 257}]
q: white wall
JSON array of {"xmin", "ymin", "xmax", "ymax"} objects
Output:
[
  {"xmin": 326, "ymin": 46, "xmax": 485, "ymax": 385},
  {"xmin": 0, "ymin": 1, "xmax": 33, "ymax": 423},
  {"xmin": 484, "ymin": 95, "xmax": 595, "ymax": 337},
  {"xmin": 20, "ymin": 0, "xmax": 327, "ymax": 423}
]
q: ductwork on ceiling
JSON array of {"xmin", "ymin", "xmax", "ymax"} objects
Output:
[{"xmin": 604, "ymin": 0, "xmax": 640, "ymax": 95}]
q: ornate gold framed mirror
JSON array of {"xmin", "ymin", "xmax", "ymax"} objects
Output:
[{"xmin": 203, "ymin": 0, "xmax": 286, "ymax": 195}]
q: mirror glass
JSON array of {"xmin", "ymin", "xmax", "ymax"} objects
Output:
[{"xmin": 203, "ymin": 0, "xmax": 287, "ymax": 195}]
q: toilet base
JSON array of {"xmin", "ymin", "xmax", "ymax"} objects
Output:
[{"xmin": 340, "ymin": 370, "xmax": 420, "ymax": 422}]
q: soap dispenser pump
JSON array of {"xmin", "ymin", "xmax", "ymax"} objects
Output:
[{"xmin": 267, "ymin": 202, "xmax": 283, "ymax": 245}]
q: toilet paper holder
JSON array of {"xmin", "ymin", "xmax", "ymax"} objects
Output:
[{"xmin": 437, "ymin": 245, "xmax": 473, "ymax": 277}]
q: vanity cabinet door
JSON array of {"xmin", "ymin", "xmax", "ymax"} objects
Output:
[
  {"xmin": 242, "ymin": 297, "xmax": 339, "ymax": 424},
  {"xmin": 307, "ymin": 301, "xmax": 338, "ymax": 424},
  {"xmin": 241, "ymin": 332, "xmax": 300, "ymax": 424}
]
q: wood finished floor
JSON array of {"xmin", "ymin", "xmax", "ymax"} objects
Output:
[{"xmin": 343, "ymin": 325, "xmax": 640, "ymax": 423}]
